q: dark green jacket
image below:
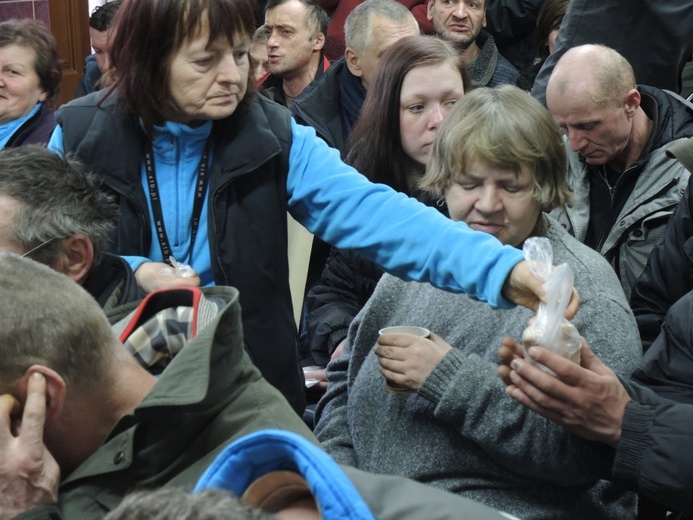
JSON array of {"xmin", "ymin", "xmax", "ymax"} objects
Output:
[{"xmin": 16, "ymin": 286, "xmax": 315, "ymax": 520}]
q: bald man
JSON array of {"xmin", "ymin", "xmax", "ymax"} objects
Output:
[{"xmin": 546, "ymin": 44, "xmax": 693, "ymax": 299}]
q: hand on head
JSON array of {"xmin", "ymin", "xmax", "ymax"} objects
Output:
[
  {"xmin": 0, "ymin": 372, "xmax": 60, "ymax": 518},
  {"xmin": 497, "ymin": 337, "xmax": 630, "ymax": 447},
  {"xmin": 503, "ymin": 260, "xmax": 579, "ymax": 319}
]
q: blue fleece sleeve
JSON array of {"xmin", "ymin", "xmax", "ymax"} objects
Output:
[
  {"xmin": 285, "ymin": 119, "xmax": 523, "ymax": 309},
  {"xmin": 47, "ymin": 124, "xmax": 64, "ymax": 154}
]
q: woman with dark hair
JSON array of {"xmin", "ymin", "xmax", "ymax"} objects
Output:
[
  {"xmin": 0, "ymin": 19, "xmax": 61, "ymax": 148},
  {"xmin": 49, "ymin": 0, "xmax": 569, "ymax": 414},
  {"xmin": 534, "ymin": 0, "xmax": 569, "ymax": 63},
  {"xmin": 304, "ymin": 36, "xmax": 471, "ymax": 378},
  {"xmin": 517, "ymin": 0, "xmax": 568, "ymax": 90}
]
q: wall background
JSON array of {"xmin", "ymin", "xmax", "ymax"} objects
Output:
[{"xmin": 0, "ymin": 0, "xmax": 51, "ymax": 25}]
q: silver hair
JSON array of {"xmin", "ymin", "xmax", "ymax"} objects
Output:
[
  {"xmin": 0, "ymin": 146, "xmax": 117, "ymax": 267},
  {"xmin": 344, "ymin": 0, "xmax": 418, "ymax": 53}
]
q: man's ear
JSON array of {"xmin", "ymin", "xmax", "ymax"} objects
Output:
[
  {"xmin": 18, "ymin": 365, "xmax": 66, "ymax": 426},
  {"xmin": 625, "ymin": 88, "xmax": 641, "ymax": 119},
  {"xmin": 313, "ymin": 31, "xmax": 325, "ymax": 52},
  {"xmin": 53, "ymin": 235, "xmax": 94, "ymax": 284},
  {"xmin": 427, "ymin": 0, "xmax": 434, "ymax": 21},
  {"xmin": 345, "ymin": 47, "xmax": 363, "ymax": 78}
]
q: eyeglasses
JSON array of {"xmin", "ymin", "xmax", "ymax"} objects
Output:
[{"xmin": 21, "ymin": 237, "xmax": 59, "ymax": 258}]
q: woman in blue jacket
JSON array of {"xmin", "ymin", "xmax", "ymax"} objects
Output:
[{"xmin": 49, "ymin": 0, "xmax": 570, "ymax": 413}]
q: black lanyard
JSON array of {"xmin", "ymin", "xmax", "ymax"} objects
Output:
[{"xmin": 144, "ymin": 140, "xmax": 210, "ymax": 266}]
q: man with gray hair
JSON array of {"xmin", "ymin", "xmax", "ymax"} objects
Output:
[
  {"xmin": 291, "ymin": 0, "xmax": 419, "ymax": 156},
  {"xmin": 0, "ymin": 145, "xmax": 142, "ymax": 309},
  {"xmin": 0, "ymin": 254, "xmax": 525, "ymax": 520},
  {"xmin": 546, "ymin": 44, "xmax": 693, "ymax": 298}
]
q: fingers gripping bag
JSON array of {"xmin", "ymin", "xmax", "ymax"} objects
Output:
[{"xmin": 520, "ymin": 237, "xmax": 581, "ymax": 373}]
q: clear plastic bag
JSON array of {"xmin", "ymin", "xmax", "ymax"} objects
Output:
[
  {"xmin": 521, "ymin": 237, "xmax": 581, "ymax": 373},
  {"xmin": 157, "ymin": 256, "xmax": 196, "ymax": 279}
]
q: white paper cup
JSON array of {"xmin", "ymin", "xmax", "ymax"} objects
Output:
[
  {"xmin": 378, "ymin": 326, "xmax": 430, "ymax": 337},
  {"xmin": 378, "ymin": 326, "xmax": 430, "ymax": 392}
]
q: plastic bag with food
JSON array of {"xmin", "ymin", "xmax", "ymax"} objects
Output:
[{"xmin": 520, "ymin": 237, "xmax": 581, "ymax": 373}]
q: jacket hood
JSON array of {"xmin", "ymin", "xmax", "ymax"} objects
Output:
[
  {"xmin": 640, "ymin": 85, "xmax": 693, "ymax": 150},
  {"xmin": 195, "ymin": 429, "xmax": 375, "ymax": 520}
]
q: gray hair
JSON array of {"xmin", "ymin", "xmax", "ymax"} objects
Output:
[
  {"xmin": 0, "ymin": 254, "xmax": 117, "ymax": 394},
  {"xmin": 421, "ymin": 85, "xmax": 571, "ymax": 211},
  {"xmin": 0, "ymin": 146, "xmax": 117, "ymax": 267},
  {"xmin": 105, "ymin": 488, "xmax": 277, "ymax": 520},
  {"xmin": 345, "ymin": 0, "xmax": 417, "ymax": 52}
]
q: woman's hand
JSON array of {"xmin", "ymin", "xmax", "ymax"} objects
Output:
[
  {"xmin": 503, "ymin": 260, "xmax": 579, "ymax": 319},
  {"xmin": 135, "ymin": 262, "xmax": 201, "ymax": 293},
  {"xmin": 374, "ymin": 332, "xmax": 452, "ymax": 391}
]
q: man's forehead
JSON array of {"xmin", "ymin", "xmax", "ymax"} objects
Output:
[
  {"xmin": 89, "ymin": 28, "xmax": 109, "ymax": 47},
  {"xmin": 266, "ymin": 1, "xmax": 310, "ymax": 26}
]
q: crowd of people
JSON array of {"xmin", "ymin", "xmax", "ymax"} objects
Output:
[{"xmin": 1, "ymin": 0, "xmax": 693, "ymax": 518}]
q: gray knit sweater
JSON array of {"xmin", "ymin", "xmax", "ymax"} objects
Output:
[{"xmin": 315, "ymin": 216, "xmax": 640, "ymax": 520}]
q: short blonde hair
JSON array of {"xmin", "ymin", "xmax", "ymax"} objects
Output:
[{"xmin": 420, "ymin": 85, "xmax": 571, "ymax": 211}]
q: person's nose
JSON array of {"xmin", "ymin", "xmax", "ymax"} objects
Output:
[
  {"xmin": 427, "ymin": 104, "xmax": 445, "ymax": 130},
  {"xmin": 103, "ymin": 53, "xmax": 112, "ymax": 72},
  {"xmin": 217, "ymin": 54, "xmax": 242, "ymax": 85},
  {"xmin": 566, "ymin": 128, "xmax": 588, "ymax": 153},
  {"xmin": 266, "ymin": 30, "xmax": 278, "ymax": 49},
  {"xmin": 475, "ymin": 185, "xmax": 502, "ymax": 214},
  {"xmin": 453, "ymin": 2, "xmax": 468, "ymax": 18}
]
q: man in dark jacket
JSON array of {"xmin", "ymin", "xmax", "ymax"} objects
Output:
[
  {"xmin": 0, "ymin": 146, "xmax": 142, "ymax": 310},
  {"xmin": 547, "ymin": 45, "xmax": 693, "ymax": 299},
  {"xmin": 261, "ymin": 0, "xmax": 330, "ymax": 107},
  {"xmin": 291, "ymin": 0, "xmax": 419, "ymax": 157}
]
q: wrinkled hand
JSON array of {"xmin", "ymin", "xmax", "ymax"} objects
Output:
[
  {"xmin": 0, "ymin": 372, "xmax": 60, "ymax": 519},
  {"xmin": 135, "ymin": 262, "xmax": 201, "ymax": 294},
  {"xmin": 503, "ymin": 260, "xmax": 579, "ymax": 319},
  {"xmin": 499, "ymin": 338, "xmax": 630, "ymax": 447},
  {"xmin": 374, "ymin": 332, "xmax": 452, "ymax": 391}
]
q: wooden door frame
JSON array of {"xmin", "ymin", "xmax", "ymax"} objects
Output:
[{"xmin": 49, "ymin": 0, "xmax": 90, "ymax": 107}]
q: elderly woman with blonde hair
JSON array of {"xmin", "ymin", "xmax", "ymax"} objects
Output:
[{"xmin": 315, "ymin": 85, "xmax": 641, "ymax": 520}]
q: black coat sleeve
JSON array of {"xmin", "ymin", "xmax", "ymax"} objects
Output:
[
  {"xmin": 304, "ymin": 248, "xmax": 382, "ymax": 367},
  {"xmin": 613, "ymin": 379, "xmax": 693, "ymax": 514},
  {"xmin": 630, "ymin": 177, "xmax": 693, "ymax": 352},
  {"xmin": 631, "ymin": 290, "xmax": 693, "ymax": 404}
]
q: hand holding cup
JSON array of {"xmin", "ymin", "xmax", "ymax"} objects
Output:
[{"xmin": 375, "ymin": 327, "xmax": 451, "ymax": 393}]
